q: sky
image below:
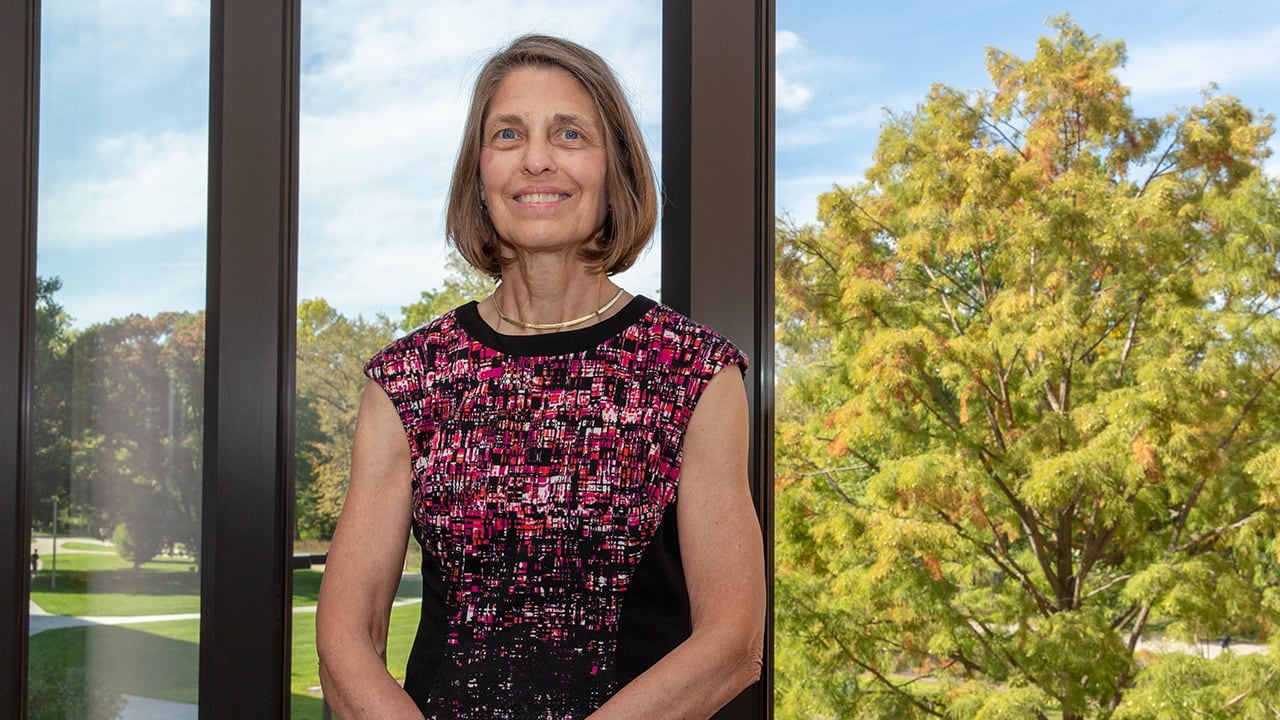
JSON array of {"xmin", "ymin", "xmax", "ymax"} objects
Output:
[{"xmin": 35, "ymin": 0, "xmax": 1280, "ymax": 328}]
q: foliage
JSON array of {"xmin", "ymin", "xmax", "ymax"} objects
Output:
[
  {"xmin": 1111, "ymin": 647, "xmax": 1280, "ymax": 719},
  {"xmin": 32, "ymin": 277, "xmax": 76, "ymax": 531},
  {"xmin": 67, "ymin": 311, "xmax": 205, "ymax": 559},
  {"xmin": 112, "ymin": 520, "xmax": 164, "ymax": 569},
  {"xmin": 398, "ymin": 253, "xmax": 494, "ymax": 332},
  {"xmin": 775, "ymin": 16, "xmax": 1280, "ymax": 720},
  {"xmin": 294, "ymin": 298, "xmax": 397, "ymax": 537}
]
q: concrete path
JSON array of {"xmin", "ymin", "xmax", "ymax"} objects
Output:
[
  {"xmin": 28, "ymin": 597, "xmax": 420, "ymax": 636},
  {"xmin": 119, "ymin": 694, "xmax": 198, "ymax": 720}
]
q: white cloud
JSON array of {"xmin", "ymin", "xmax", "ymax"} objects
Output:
[
  {"xmin": 43, "ymin": 0, "xmax": 209, "ymax": 99},
  {"xmin": 1121, "ymin": 24, "xmax": 1280, "ymax": 99},
  {"xmin": 777, "ymin": 72, "xmax": 814, "ymax": 112},
  {"xmin": 38, "ymin": 131, "xmax": 207, "ymax": 249},
  {"xmin": 775, "ymin": 29, "xmax": 812, "ymax": 112},
  {"xmin": 777, "ymin": 29, "xmax": 804, "ymax": 56},
  {"xmin": 38, "ymin": 1, "xmax": 666, "ymax": 323}
]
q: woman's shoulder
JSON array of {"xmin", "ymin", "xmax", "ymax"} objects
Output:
[
  {"xmin": 634, "ymin": 301, "xmax": 749, "ymax": 373},
  {"xmin": 365, "ymin": 302, "xmax": 475, "ymax": 375}
]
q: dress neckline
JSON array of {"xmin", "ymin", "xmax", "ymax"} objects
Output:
[{"xmin": 454, "ymin": 295, "xmax": 657, "ymax": 358}]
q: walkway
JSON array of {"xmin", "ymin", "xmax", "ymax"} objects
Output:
[{"xmin": 118, "ymin": 694, "xmax": 198, "ymax": 720}]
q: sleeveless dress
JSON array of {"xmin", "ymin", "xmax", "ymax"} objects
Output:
[{"xmin": 363, "ymin": 295, "xmax": 747, "ymax": 719}]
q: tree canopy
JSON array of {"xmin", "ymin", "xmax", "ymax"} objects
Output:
[
  {"xmin": 32, "ymin": 257, "xmax": 486, "ymax": 552},
  {"xmin": 775, "ymin": 16, "xmax": 1280, "ymax": 719}
]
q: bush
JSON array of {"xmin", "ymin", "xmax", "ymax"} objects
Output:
[{"xmin": 112, "ymin": 521, "xmax": 163, "ymax": 568}]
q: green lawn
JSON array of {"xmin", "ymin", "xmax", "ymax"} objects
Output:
[
  {"xmin": 30, "ymin": 565, "xmax": 423, "ymax": 718},
  {"xmin": 31, "ymin": 554, "xmax": 199, "ymax": 616},
  {"xmin": 290, "ymin": 601, "xmax": 420, "ymax": 719},
  {"xmin": 60, "ymin": 540, "xmax": 117, "ymax": 552},
  {"xmin": 30, "ymin": 621, "xmax": 198, "ymax": 704}
]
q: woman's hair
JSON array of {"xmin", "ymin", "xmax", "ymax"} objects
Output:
[{"xmin": 446, "ymin": 34, "xmax": 658, "ymax": 278}]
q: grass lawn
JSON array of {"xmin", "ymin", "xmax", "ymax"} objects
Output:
[
  {"xmin": 31, "ymin": 566, "xmax": 423, "ymax": 717},
  {"xmin": 31, "ymin": 553, "xmax": 199, "ymax": 616},
  {"xmin": 60, "ymin": 540, "xmax": 116, "ymax": 551},
  {"xmin": 290, "ymin": 602, "xmax": 420, "ymax": 719},
  {"xmin": 30, "ymin": 620, "xmax": 199, "ymax": 704}
]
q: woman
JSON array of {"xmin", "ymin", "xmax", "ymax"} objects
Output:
[{"xmin": 316, "ymin": 34, "xmax": 765, "ymax": 719}]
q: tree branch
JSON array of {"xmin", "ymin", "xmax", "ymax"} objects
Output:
[
  {"xmin": 1172, "ymin": 509, "xmax": 1260, "ymax": 555},
  {"xmin": 1083, "ymin": 573, "xmax": 1131, "ymax": 601},
  {"xmin": 1114, "ymin": 294, "xmax": 1144, "ymax": 381},
  {"xmin": 1217, "ymin": 364, "xmax": 1280, "ymax": 453},
  {"xmin": 1224, "ymin": 668, "xmax": 1278, "ymax": 709},
  {"xmin": 931, "ymin": 505, "xmax": 1056, "ymax": 615}
]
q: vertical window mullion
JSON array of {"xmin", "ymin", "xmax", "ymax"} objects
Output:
[
  {"xmin": 0, "ymin": 0, "xmax": 40, "ymax": 717},
  {"xmin": 666, "ymin": 1, "xmax": 775, "ymax": 718},
  {"xmin": 200, "ymin": 0, "xmax": 300, "ymax": 717}
]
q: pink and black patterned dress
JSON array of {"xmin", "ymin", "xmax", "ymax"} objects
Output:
[{"xmin": 363, "ymin": 295, "xmax": 747, "ymax": 719}]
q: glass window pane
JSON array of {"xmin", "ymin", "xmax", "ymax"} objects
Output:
[
  {"xmin": 29, "ymin": 2, "xmax": 209, "ymax": 719},
  {"xmin": 293, "ymin": 4, "xmax": 662, "ymax": 716}
]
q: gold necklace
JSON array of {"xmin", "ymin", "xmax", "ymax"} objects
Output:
[{"xmin": 493, "ymin": 287, "xmax": 626, "ymax": 331}]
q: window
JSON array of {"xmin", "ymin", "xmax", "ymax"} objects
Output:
[
  {"xmin": 1, "ymin": 2, "xmax": 772, "ymax": 717},
  {"xmin": 27, "ymin": 3, "xmax": 210, "ymax": 717},
  {"xmin": 292, "ymin": 4, "xmax": 663, "ymax": 715}
]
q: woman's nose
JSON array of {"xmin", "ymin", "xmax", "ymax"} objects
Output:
[{"xmin": 522, "ymin": 136, "xmax": 555, "ymax": 174}]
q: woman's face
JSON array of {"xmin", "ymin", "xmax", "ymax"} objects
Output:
[{"xmin": 479, "ymin": 66, "xmax": 609, "ymax": 259}]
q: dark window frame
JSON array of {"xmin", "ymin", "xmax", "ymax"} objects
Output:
[
  {"xmin": 0, "ymin": 0, "xmax": 774, "ymax": 716},
  {"xmin": 0, "ymin": 1, "xmax": 40, "ymax": 716}
]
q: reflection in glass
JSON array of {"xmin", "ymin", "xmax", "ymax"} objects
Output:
[
  {"xmin": 29, "ymin": 2, "xmax": 209, "ymax": 717},
  {"xmin": 293, "ymin": 3, "xmax": 661, "ymax": 716}
]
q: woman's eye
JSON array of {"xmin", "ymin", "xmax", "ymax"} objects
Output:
[
  {"xmin": 498, "ymin": 129, "xmax": 517, "ymax": 140},
  {"xmin": 562, "ymin": 129, "xmax": 581, "ymax": 141}
]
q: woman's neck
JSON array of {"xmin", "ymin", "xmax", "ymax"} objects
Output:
[{"xmin": 484, "ymin": 257, "xmax": 624, "ymax": 335}]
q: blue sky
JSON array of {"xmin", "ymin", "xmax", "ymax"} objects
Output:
[
  {"xmin": 777, "ymin": 0, "xmax": 1280, "ymax": 224},
  {"xmin": 35, "ymin": 1, "xmax": 1280, "ymax": 327}
]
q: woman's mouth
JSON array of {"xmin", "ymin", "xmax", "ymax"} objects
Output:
[{"xmin": 514, "ymin": 192, "xmax": 571, "ymax": 204}]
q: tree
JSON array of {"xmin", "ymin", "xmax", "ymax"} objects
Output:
[
  {"xmin": 69, "ymin": 312, "xmax": 205, "ymax": 559},
  {"xmin": 294, "ymin": 298, "xmax": 396, "ymax": 538},
  {"xmin": 31, "ymin": 277, "xmax": 74, "ymax": 531},
  {"xmin": 398, "ymin": 253, "xmax": 493, "ymax": 332},
  {"xmin": 775, "ymin": 17, "xmax": 1280, "ymax": 719}
]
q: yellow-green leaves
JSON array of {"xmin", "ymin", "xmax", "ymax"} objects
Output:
[{"xmin": 775, "ymin": 15, "xmax": 1280, "ymax": 720}]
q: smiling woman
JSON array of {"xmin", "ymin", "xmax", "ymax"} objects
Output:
[
  {"xmin": 4, "ymin": 1, "xmax": 773, "ymax": 718},
  {"xmin": 314, "ymin": 32, "xmax": 764, "ymax": 720},
  {"xmin": 294, "ymin": 4, "xmax": 668, "ymax": 720}
]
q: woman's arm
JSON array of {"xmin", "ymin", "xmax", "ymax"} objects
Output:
[
  {"xmin": 316, "ymin": 380, "xmax": 425, "ymax": 719},
  {"xmin": 589, "ymin": 367, "xmax": 766, "ymax": 719}
]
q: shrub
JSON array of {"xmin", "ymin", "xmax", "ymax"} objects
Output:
[{"xmin": 112, "ymin": 520, "xmax": 163, "ymax": 568}]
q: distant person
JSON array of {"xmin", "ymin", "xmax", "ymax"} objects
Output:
[
  {"xmin": 30, "ymin": 548, "xmax": 39, "ymax": 576},
  {"xmin": 316, "ymin": 34, "xmax": 765, "ymax": 719}
]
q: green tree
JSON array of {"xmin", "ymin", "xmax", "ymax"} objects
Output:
[
  {"xmin": 32, "ymin": 277, "xmax": 75, "ymax": 531},
  {"xmin": 775, "ymin": 17, "xmax": 1280, "ymax": 719},
  {"xmin": 69, "ymin": 312, "xmax": 205, "ymax": 559},
  {"xmin": 398, "ymin": 253, "xmax": 493, "ymax": 332},
  {"xmin": 294, "ymin": 298, "xmax": 396, "ymax": 538}
]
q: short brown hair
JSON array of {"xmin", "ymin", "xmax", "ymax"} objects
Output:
[{"xmin": 446, "ymin": 34, "xmax": 658, "ymax": 278}]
